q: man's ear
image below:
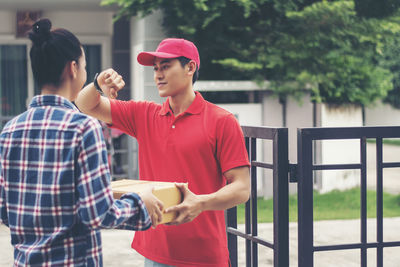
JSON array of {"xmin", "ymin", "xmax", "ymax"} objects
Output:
[{"xmin": 187, "ymin": 60, "xmax": 197, "ymax": 75}]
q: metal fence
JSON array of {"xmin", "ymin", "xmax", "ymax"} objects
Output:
[
  {"xmin": 297, "ymin": 126, "xmax": 400, "ymax": 267},
  {"xmin": 226, "ymin": 126, "xmax": 289, "ymax": 267},
  {"xmin": 227, "ymin": 125, "xmax": 400, "ymax": 266}
]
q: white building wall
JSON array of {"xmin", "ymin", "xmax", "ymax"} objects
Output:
[
  {"xmin": 0, "ymin": 11, "xmax": 15, "ymax": 35},
  {"xmin": 261, "ymin": 95, "xmax": 283, "ymax": 199},
  {"xmin": 286, "ymin": 96, "xmax": 314, "ymax": 163},
  {"xmin": 262, "ymin": 93, "xmax": 283, "ymax": 127},
  {"xmin": 261, "ymin": 95, "xmax": 314, "ymax": 198},
  {"xmin": 131, "ymin": 10, "xmax": 165, "ymax": 102},
  {"xmin": 43, "ymin": 11, "xmax": 113, "ymax": 36},
  {"xmin": 315, "ymin": 104, "xmax": 363, "ymax": 193},
  {"xmin": 365, "ymin": 101, "xmax": 400, "ymax": 126},
  {"xmin": 286, "ymin": 96, "xmax": 314, "ymax": 195},
  {"xmin": 261, "ymin": 94, "xmax": 364, "ymax": 196}
]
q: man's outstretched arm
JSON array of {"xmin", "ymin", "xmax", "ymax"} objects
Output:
[{"xmin": 75, "ymin": 68, "xmax": 124, "ymax": 124}]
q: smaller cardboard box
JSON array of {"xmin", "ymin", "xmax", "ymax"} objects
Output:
[{"xmin": 111, "ymin": 179, "xmax": 182, "ymax": 224}]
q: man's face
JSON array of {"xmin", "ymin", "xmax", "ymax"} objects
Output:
[{"xmin": 153, "ymin": 57, "xmax": 191, "ymax": 97}]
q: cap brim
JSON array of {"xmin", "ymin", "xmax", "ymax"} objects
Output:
[{"xmin": 137, "ymin": 52, "xmax": 181, "ymax": 66}]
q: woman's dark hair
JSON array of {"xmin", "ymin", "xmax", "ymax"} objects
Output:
[
  {"xmin": 28, "ymin": 18, "xmax": 82, "ymax": 88},
  {"xmin": 177, "ymin": 56, "xmax": 199, "ymax": 84}
]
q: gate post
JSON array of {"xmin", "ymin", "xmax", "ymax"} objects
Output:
[
  {"xmin": 273, "ymin": 129, "xmax": 289, "ymax": 267},
  {"xmin": 227, "ymin": 207, "xmax": 238, "ymax": 267},
  {"xmin": 297, "ymin": 129, "xmax": 314, "ymax": 267}
]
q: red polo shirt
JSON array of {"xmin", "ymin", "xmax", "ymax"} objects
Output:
[{"xmin": 110, "ymin": 92, "xmax": 249, "ymax": 266}]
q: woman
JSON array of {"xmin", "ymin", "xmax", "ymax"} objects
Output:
[{"xmin": 0, "ymin": 18, "xmax": 162, "ymax": 266}]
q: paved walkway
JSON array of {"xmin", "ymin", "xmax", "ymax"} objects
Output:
[{"xmin": 1, "ymin": 217, "xmax": 400, "ymax": 266}]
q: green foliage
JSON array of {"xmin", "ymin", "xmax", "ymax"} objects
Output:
[
  {"xmin": 103, "ymin": 0, "xmax": 400, "ymax": 105},
  {"xmin": 249, "ymin": 1, "xmax": 396, "ymax": 105},
  {"xmin": 380, "ymin": 29, "xmax": 400, "ymax": 109},
  {"xmin": 278, "ymin": 1, "xmax": 396, "ymax": 105},
  {"xmin": 354, "ymin": 0, "xmax": 400, "ymax": 18}
]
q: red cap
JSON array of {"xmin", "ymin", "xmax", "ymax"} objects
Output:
[{"xmin": 137, "ymin": 38, "xmax": 200, "ymax": 68}]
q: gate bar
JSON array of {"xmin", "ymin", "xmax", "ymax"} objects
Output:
[
  {"xmin": 360, "ymin": 137, "xmax": 367, "ymax": 267},
  {"xmin": 297, "ymin": 130, "xmax": 314, "ymax": 267},
  {"xmin": 376, "ymin": 138, "xmax": 383, "ymax": 267}
]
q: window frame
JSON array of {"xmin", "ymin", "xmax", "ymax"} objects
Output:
[
  {"xmin": 0, "ymin": 34, "xmax": 111, "ymax": 102},
  {"xmin": 78, "ymin": 35, "xmax": 111, "ymax": 71},
  {"xmin": 0, "ymin": 34, "xmax": 110, "ymax": 126},
  {"xmin": 0, "ymin": 36, "xmax": 33, "ymax": 119}
]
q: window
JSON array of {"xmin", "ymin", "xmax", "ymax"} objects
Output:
[
  {"xmin": 0, "ymin": 43, "xmax": 103, "ymax": 128},
  {"xmin": 0, "ymin": 45, "xmax": 28, "ymax": 127},
  {"xmin": 83, "ymin": 44, "xmax": 101, "ymax": 86}
]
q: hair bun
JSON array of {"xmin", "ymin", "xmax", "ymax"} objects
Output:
[{"xmin": 29, "ymin": 18, "xmax": 52, "ymax": 45}]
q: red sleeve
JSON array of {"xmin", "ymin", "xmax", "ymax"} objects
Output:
[
  {"xmin": 109, "ymin": 99, "xmax": 148, "ymax": 138},
  {"xmin": 216, "ymin": 114, "xmax": 250, "ymax": 173}
]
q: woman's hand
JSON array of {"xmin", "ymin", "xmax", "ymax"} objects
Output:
[{"xmin": 138, "ymin": 187, "xmax": 164, "ymax": 228}]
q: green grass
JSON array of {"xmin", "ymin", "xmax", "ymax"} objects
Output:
[
  {"xmin": 236, "ymin": 188, "xmax": 400, "ymax": 224},
  {"xmin": 367, "ymin": 139, "xmax": 400, "ymax": 146}
]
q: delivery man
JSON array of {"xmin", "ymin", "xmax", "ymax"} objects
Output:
[{"xmin": 76, "ymin": 38, "xmax": 250, "ymax": 267}]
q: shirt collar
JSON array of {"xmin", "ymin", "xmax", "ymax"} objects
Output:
[
  {"xmin": 29, "ymin": 95, "xmax": 79, "ymax": 111},
  {"xmin": 160, "ymin": 91, "xmax": 206, "ymax": 116}
]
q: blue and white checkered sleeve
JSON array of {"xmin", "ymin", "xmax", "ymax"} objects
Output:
[
  {"xmin": 0, "ymin": 168, "xmax": 8, "ymax": 227},
  {"xmin": 76, "ymin": 119, "xmax": 150, "ymax": 231}
]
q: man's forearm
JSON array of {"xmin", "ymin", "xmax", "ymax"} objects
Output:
[
  {"xmin": 200, "ymin": 178, "xmax": 250, "ymax": 211},
  {"xmin": 76, "ymin": 83, "xmax": 101, "ymax": 114},
  {"xmin": 200, "ymin": 165, "xmax": 251, "ymax": 211},
  {"xmin": 76, "ymin": 83, "xmax": 112, "ymax": 124},
  {"xmin": 76, "ymin": 69, "xmax": 124, "ymax": 124}
]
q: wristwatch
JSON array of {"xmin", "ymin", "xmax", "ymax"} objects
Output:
[{"xmin": 93, "ymin": 73, "xmax": 104, "ymax": 96}]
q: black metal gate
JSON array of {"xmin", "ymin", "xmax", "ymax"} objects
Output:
[
  {"xmin": 297, "ymin": 126, "xmax": 400, "ymax": 267},
  {"xmin": 227, "ymin": 125, "xmax": 400, "ymax": 267},
  {"xmin": 227, "ymin": 126, "xmax": 289, "ymax": 267}
]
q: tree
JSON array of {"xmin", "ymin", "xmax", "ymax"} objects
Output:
[
  {"xmin": 261, "ymin": 1, "xmax": 397, "ymax": 105},
  {"xmin": 214, "ymin": 1, "xmax": 398, "ymax": 105},
  {"xmin": 354, "ymin": 0, "xmax": 400, "ymax": 18},
  {"xmin": 102, "ymin": 0, "xmax": 400, "ymax": 105},
  {"xmin": 380, "ymin": 31, "xmax": 400, "ymax": 109},
  {"xmin": 101, "ymin": 0, "xmax": 317, "ymax": 80}
]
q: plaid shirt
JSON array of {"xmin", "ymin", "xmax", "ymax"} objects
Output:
[{"xmin": 0, "ymin": 95, "xmax": 150, "ymax": 267}]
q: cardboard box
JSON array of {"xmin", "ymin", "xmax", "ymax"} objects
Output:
[{"xmin": 111, "ymin": 179, "xmax": 182, "ymax": 224}]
